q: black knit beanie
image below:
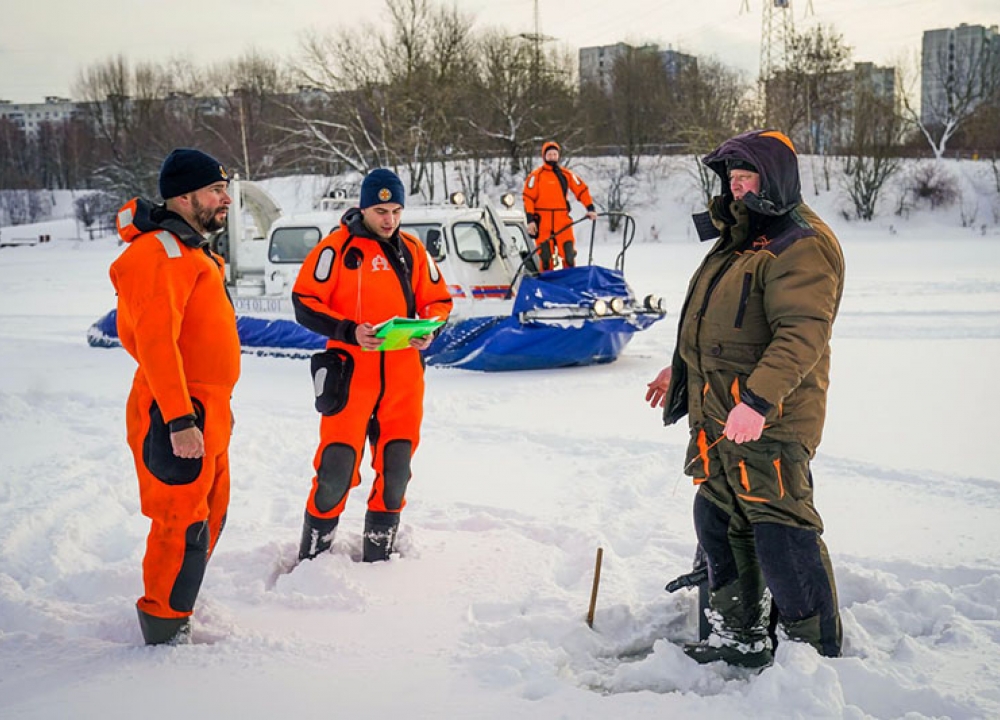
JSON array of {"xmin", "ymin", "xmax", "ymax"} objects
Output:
[
  {"xmin": 727, "ymin": 158, "xmax": 759, "ymax": 174},
  {"xmin": 159, "ymin": 148, "xmax": 229, "ymax": 199}
]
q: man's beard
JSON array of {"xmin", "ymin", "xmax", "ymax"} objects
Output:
[{"xmin": 191, "ymin": 196, "xmax": 227, "ymax": 233}]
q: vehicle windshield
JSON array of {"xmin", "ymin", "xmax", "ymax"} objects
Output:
[
  {"xmin": 502, "ymin": 221, "xmax": 532, "ymax": 256},
  {"xmin": 401, "ymin": 223, "xmax": 446, "ymax": 261},
  {"xmin": 453, "ymin": 222, "xmax": 494, "ymax": 263},
  {"xmin": 269, "ymin": 227, "xmax": 322, "ymax": 263}
]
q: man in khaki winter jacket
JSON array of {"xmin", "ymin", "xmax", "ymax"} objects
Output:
[{"xmin": 646, "ymin": 129, "xmax": 845, "ymax": 667}]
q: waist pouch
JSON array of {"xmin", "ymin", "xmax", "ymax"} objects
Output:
[
  {"xmin": 311, "ymin": 348, "xmax": 355, "ymax": 415},
  {"xmin": 143, "ymin": 398, "xmax": 206, "ymax": 485}
]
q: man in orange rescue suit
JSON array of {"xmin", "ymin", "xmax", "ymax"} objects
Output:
[
  {"xmin": 522, "ymin": 141, "xmax": 598, "ymax": 271},
  {"xmin": 110, "ymin": 148, "xmax": 240, "ymax": 645},
  {"xmin": 292, "ymin": 168, "xmax": 452, "ymax": 563}
]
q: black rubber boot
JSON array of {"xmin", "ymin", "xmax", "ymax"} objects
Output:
[
  {"xmin": 298, "ymin": 512, "xmax": 340, "ymax": 561},
  {"xmin": 137, "ymin": 607, "xmax": 192, "ymax": 646},
  {"xmin": 683, "ymin": 581, "xmax": 774, "ymax": 668},
  {"xmin": 362, "ymin": 511, "xmax": 399, "ymax": 563},
  {"xmin": 780, "ymin": 613, "xmax": 843, "ymax": 658}
]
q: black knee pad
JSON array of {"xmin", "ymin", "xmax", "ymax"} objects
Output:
[
  {"xmin": 539, "ymin": 242, "xmax": 553, "ymax": 270},
  {"xmin": 169, "ymin": 520, "xmax": 209, "ymax": 613},
  {"xmin": 381, "ymin": 440, "xmax": 412, "ymax": 511},
  {"xmin": 693, "ymin": 494, "xmax": 738, "ymax": 590},
  {"xmin": 315, "ymin": 443, "xmax": 356, "ymax": 513},
  {"xmin": 562, "ymin": 240, "xmax": 576, "ymax": 267}
]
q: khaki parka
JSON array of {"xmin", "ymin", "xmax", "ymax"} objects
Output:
[{"xmin": 663, "ymin": 130, "xmax": 845, "ymax": 453}]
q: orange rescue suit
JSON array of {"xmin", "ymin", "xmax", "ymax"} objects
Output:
[
  {"xmin": 291, "ymin": 209, "xmax": 452, "ymax": 524},
  {"xmin": 110, "ymin": 197, "xmax": 241, "ymax": 623},
  {"xmin": 522, "ymin": 162, "xmax": 595, "ymax": 270}
]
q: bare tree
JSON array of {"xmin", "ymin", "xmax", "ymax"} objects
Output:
[
  {"xmin": 766, "ymin": 24, "xmax": 853, "ymax": 153},
  {"xmin": 463, "ymin": 31, "xmax": 535, "ymax": 175},
  {"xmin": 380, "ymin": 0, "xmax": 476, "ymax": 197},
  {"xmin": 34, "ymin": 118, "xmax": 98, "ymax": 190},
  {"xmin": 0, "ymin": 118, "xmax": 36, "ymax": 190},
  {"xmin": 286, "ymin": 0, "xmax": 478, "ymax": 185},
  {"xmin": 605, "ymin": 45, "xmax": 672, "ymax": 176},
  {"xmin": 463, "ymin": 31, "xmax": 576, "ymax": 177},
  {"xmin": 74, "ymin": 191, "xmax": 119, "ymax": 237},
  {"xmin": 842, "ymin": 89, "xmax": 902, "ymax": 221},
  {"xmin": 671, "ymin": 58, "xmax": 756, "ymax": 205},
  {"xmin": 288, "ymin": 28, "xmax": 394, "ymax": 173},
  {"xmin": 957, "ymin": 93, "xmax": 1000, "ymax": 158},
  {"xmin": 597, "ymin": 158, "xmax": 640, "ymax": 232},
  {"xmin": 74, "ymin": 55, "xmax": 182, "ymax": 196},
  {"xmin": 0, "ymin": 190, "xmax": 49, "ymax": 225},
  {"xmin": 202, "ymin": 51, "xmax": 292, "ymax": 178}
]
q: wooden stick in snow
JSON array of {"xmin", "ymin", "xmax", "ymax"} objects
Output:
[{"xmin": 587, "ymin": 547, "xmax": 603, "ymax": 629}]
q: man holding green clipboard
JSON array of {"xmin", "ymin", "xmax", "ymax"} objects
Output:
[
  {"xmin": 374, "ymin": 317, "xmax": 446, "ymax": 352},
  {"xmin": 291, "ymin": 168, "xmax": 453, "ymax": 563}
]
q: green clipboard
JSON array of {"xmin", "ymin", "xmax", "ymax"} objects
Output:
[{"xmin": 373, "ymin": 317, "xmax": 446, "ymax": 351}]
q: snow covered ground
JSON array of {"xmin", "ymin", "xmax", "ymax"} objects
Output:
[{"xmin": 1, "ymin": 169, "xmax": 999, "ymax": 718}]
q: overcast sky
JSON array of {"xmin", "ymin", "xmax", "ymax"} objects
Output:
[{"xmin": 1, "ymin": 0, "xmax": 996, "ymax": 104}]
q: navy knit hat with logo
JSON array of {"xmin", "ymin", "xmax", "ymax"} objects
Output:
[
  {"xmin": 359, "ymin": 168, "xmax": 405, "ymax": 209},
  {"xmin": 159, "ymin": 148, "xmax": 229, "ymax": 199}
]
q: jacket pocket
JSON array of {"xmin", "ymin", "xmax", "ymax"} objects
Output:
[
  {"xmin": 143, "ymin": 399, "xmax": 205, "ymax": 485},
  {"xmin": 311, "ymin": 348, "xmax": 354, "ymax": 415}
]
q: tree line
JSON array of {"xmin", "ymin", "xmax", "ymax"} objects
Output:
[{"xmin": 1, "ymin": 0, "xmax": 997, "ymax": 216}]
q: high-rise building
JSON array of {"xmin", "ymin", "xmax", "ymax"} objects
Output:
[
  {"xmin": 920, "ymin": 23, "xmax": 1000, "ymax": 126},
  {"xmin": 578, "ymin": 43, "xmax": 696, "ymax": 94},
  {"xmin": 578, "ymin": 43, "xmax": 632, "ymax": 93}
]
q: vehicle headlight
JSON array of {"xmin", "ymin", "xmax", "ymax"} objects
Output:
[
  {"xmin": 644, "ymin": 294, "xmax": 667, "ymax": 312},
  {"xmin": 609, "ymin": 297, "xmax": 625, "ymax": 314},
  {"xmin": 450, "ymin": 192, "xmax": 466, "ymax": 206},
  {"xmin": 500, "ymin": 192, "xmax": 515, "ymax": 208},
  {"xmin": 592, "ymin": 299, "xmax": 609, "ymax": 316}
]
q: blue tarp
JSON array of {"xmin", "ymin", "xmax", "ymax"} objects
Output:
[
  {"xmin": 425, "ymin": 266, "xmax": 661, "ymax": 372},
  {"xmin": 512, "ymin": 265, "xmax": 634, "ymax": 315},
  {"xmin": 87, "ymin": 310, "xmax": 326, "ymax": 354},
  {"xmin": 87, "ymin": 267, "xmax": 664, "ymax": 371},
  {"xmin": 425, "ymin": 315, "xmax": 635, "ymax": 371}
]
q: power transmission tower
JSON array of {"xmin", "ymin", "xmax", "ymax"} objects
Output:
[
  {"xmin": 759, "ymin": 0, "xmax": 796, "ymax": 83},
  {"xmin": 518, "ymin": 0, "xmax": 554, "ymax": 96}
]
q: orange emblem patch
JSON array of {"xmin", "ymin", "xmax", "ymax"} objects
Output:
[{"xmin": 378, "ymin": 188, "xmax": 392, "ymax": 202}]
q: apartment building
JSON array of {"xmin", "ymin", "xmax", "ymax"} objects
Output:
[
  {"xmin": 578, "ymin": 43, "xmax": 696, "ymax": 93},
  {"xmin": 920, "ymin": 23, "xmax": 1000, "ymax": 126},
  {"xmin": 0, "ymin": 97, "xmax": 82, "ymax": 137}
]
